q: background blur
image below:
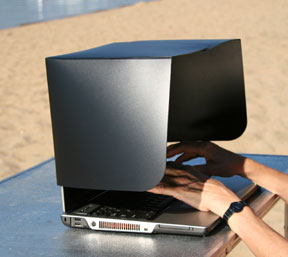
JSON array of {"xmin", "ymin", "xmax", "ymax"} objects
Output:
[
  {"xmin": 0, "ymin": 0, "xmax": 287, "ymax": 256},
  {"xmin": 1, "ymin": 0, "xmax": 287, "ymax": 180}
]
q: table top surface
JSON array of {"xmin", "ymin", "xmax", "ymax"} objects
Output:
[{"xmin": 1, "ymin": 154, "xmax": 288, "ymax": 257}]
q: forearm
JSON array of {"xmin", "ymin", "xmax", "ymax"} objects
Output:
[
  {"xmin": 242, "ymin": 158, "xmax": 288, "ymax": 203},
  {"xmin": 228, "ymin": 207, "xmax": 288, "ymax": 257}
]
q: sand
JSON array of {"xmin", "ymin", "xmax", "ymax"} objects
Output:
[
  {"xmin": 1, "ymin": 0, "xmax": 287, "ymax": 179},
  {"xmin": 1, "ymin": 0, "xmax": 287, "ymax": 180},
  {"xmin": 0, "ymin": 0, "xmax": 287, "ymax": 254}
]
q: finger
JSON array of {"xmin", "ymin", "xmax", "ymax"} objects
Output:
[
  {"xmin": 165, "ymin": 167, "xmax": 206, "ymax": 186},
  {"xmin": 175, "ymin": 153, "xmax": 199, "ymax": 163},
  {"xmin": 192, "ymin": 163, "xmax": 215, "ymax": 176},
  {"xmin": 171, "ymin": 175, "xmax": 202, "ymax": 187},
  {"xmin": 165, "ymin": 166, "xmax": 187, "ymax": 176},
  {"xmin": 183, "ymin": 165, "xmax": 210, "ymax": 180},
  {"xmin": 167, "ymin": 141, "xmax": 212, "ymax": 159},
  {"xmin": 166, "ymin": 164, "xmax": 202, "ymax": 177},
  {"xmin": 162, "ymin": 175, "xmax": 204, "ymax": 195},
  {"xmin": 148, "ymin": 176, "xmax": 202, "ymax": 197},
  {"xmin": 167, "ymin": 143, "xmax": 181, "ymax": 151},
  {"xmin": 166, "ymin": 164, "xmax": 207, "ymax": 180},
  {"xmin": 166, "ymin": 143, "xmax": 186, "ymax": 158},
  {"xmin": 147, "ymin": 183, "xmax": 178, "ymax": 197},
  {"xmin": 166, "ymin": 161, "xmax": 184, "ymax": 169}
]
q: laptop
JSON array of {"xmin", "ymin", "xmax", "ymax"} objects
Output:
[
  {"xmin": 61, "ymin": 175, "xmax": 258, "ymax": 236},
  {"xmin": 45, "ymin": 40, "xmax": 249, "ymax": 236}
]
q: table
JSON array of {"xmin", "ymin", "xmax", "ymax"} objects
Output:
[{"xmin": 0, "ymin": 154, "xmax": 288, "ymax": 257}]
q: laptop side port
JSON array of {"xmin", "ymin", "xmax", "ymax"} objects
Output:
[
  {"xmin": 71, "ymin": 217, "xmax": 89, "ymax": 228},
  {"xmin": 61, "ymin": 216, "xmax": 71, "ymax": 227}
]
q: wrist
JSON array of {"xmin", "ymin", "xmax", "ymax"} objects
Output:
[
  {"xmin": 242, "ymin": 158, "xmax": 279, "ymax": 187},
  {"xmin": 227, "ymin": 206, "xmax": 255, "ymax": 233},
  {"xmin": 222, "ymin": 201, "xmax": 248, "ymax": 222},
  {"xmin": 233, "ymin": 154, "xmax": 248, "ymax": 177},
  {"xmin": 211, "ymin": 196, "xmax": 241, "ymax": 218},
  {"xmin": 241, "ymin": 157, "xmax": 273, "ymax": 180},
  {"xmin": 241, "ymin": 158, "xmax": 257, "ymax": 178}
]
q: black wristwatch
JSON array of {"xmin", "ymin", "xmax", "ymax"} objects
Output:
[{"xmin": 223, "ymin": 201, "xmax": 248, "ymax": 222}]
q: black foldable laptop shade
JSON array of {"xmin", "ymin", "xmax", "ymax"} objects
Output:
[{"xmin": 46, "ymin": 39, "xmax": 246, "ymax": 191}]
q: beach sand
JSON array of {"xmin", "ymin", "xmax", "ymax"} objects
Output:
[{"xmin": 0, "ymin": 0, "xmax": 287, "ymax": 254}]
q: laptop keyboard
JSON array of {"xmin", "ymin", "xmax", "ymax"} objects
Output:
[{"xmin": 72, "ymin": 192, "xmax": 176, "ymax": 221}]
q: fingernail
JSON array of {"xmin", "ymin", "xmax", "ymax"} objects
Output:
[{"xmin": 167, "ymin": 145, "xmax": 175, "ymax": 150}]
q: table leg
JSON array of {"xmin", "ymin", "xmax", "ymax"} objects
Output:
[{"xmin": 285, "ymin": 203, "xmax": 288, "ymax": 238}]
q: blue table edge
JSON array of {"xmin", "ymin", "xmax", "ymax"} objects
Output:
[{"xmin": 1, "ymin": 153, "xmax": 288, "ymax": 185}]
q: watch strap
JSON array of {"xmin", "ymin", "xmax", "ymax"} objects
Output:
[{"xmin": 223, "ymin": 201, "xmax": 248, "ymax": 222}]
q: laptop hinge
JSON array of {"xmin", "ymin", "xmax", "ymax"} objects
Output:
[{"xmin": 61, "ymin": 186, "xmax": 66, "ymax": 212}]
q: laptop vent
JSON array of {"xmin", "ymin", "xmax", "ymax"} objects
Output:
[{"xmin": 99, "ymin": 221, "xmax": 140, "ymax": 231}]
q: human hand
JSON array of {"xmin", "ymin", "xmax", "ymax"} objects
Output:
[
  {"xmin": 148, "ymin": 163, "xmax": 240, "ymax": 217},
  {"xmin": 167, "ymin": 141, "xmax": 246, "ymax": 178}
]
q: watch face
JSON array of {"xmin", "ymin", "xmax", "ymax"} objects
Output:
[{"xmin": 231, "ymin": 202, "xmax": 244, "ymax": 212}]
